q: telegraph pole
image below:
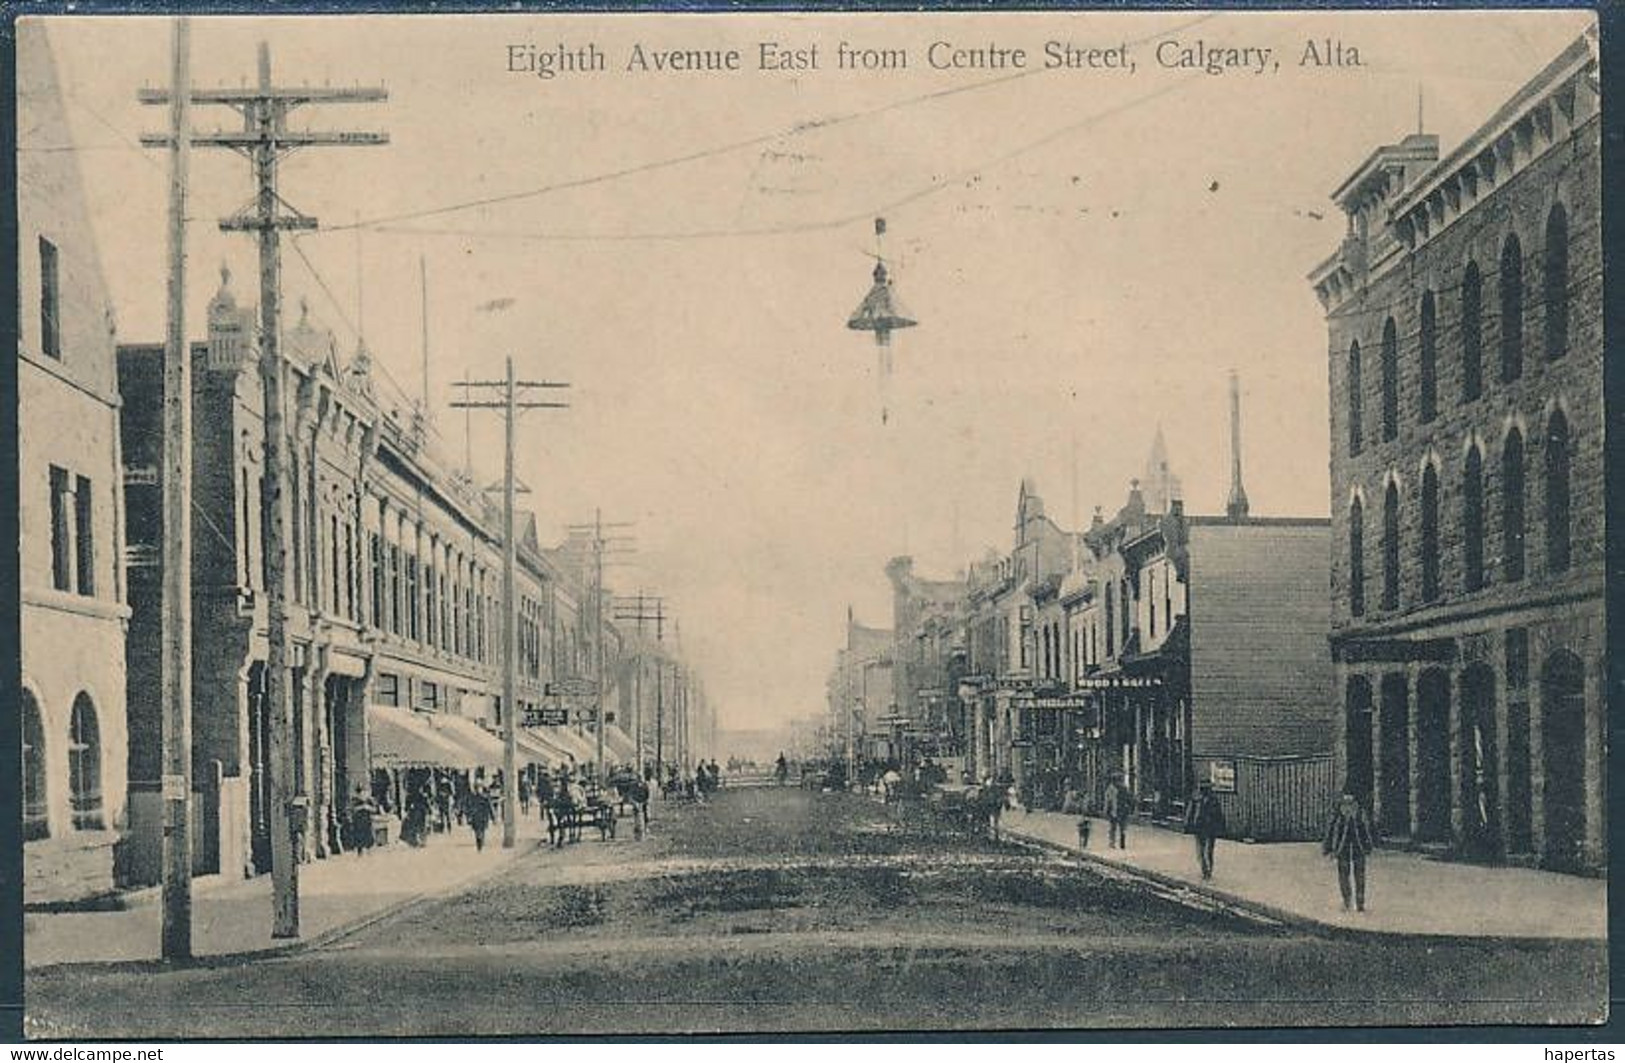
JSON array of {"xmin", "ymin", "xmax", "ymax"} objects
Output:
[
  {"xmin": 565, "ymin": 515, "xmax": 632, "ymax": 777},
  {"xmin": 159, "ymin": 17, "xmax": 193, "ymax": 961},
  {"xmin": 451, "ymin": 362, "xmax": 569, "ymax": 847},
  {"xmin": 142, "ymin": 39, "xmax": 388, "ymax": 940},
  {"xmin": 613, "ymin": 594, "xmax": 665, "ymax": 772}
]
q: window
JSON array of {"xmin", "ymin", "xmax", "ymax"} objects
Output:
[
  {"xmin": 1381, "ymin": 318, "xmax": 1399, "ymax": 441},
  {"xmin": 1120, "ymin": 579, "xmax": 1131, "ymax": 646},
  {"xmin": 421, "ymin": 681, "xmax": 440, "ymax": 711},
  {"xmin": 1420, "ymin": 465, "xmax": 1440, "ymax": 602},
  {"xmin": 240, "ymin": 468, "xmax": 255, "ymax": 589},
  {"xmin": 1104, "ymin": 583, "xmax": 1115, "ymax": 658},
  {"xmin": 388, "ymin": 544, "xmax": 402, "ymax": 635},
  {"xmin": 1349, "ymin": 497, "xmax": 1365, "ymax": 618},
  {"xmin": 23, "ymin": 691, "xmax": 47, "ymax": 841},
  {"xmin": 1462, "ymin": 261, "xmax": 1483, "ymax": 401},
  {"xmin": 1545, "ymin": 410, "xmax": 1571, "ymax": 573},
  {"xmin": 1503, "ymin": 428, "xmax": 1526, "ymax": 583},
  {"xmin": 1347, "ymin": 341, "xmax": 1363, "ymax": 456},
  {"xmin": 406, "ymin": 555, "xmax": 420, "ymax": 641},
  {"xmin": 330, "ymin": 515, "xmax": 342, "ymax": 614},
  {"xmin": 74, "ymin": 475, "xmax": 94, "ymax": 596},
  {"xmin": 68, "ymin": 693, "xmax": 103, "ymax": 831},
  {"xmin": 49, "ymin": 465, "xmax": 72, "ymax": 591},
  {"xmin": 370, "ymin": 534, "xmax": 384, "ymax": 628},
  {"xmin": 1545, "ymin": 204, "xmax": 1569, "ymax": 361},
  {"xmin": 1500, "ymin": 234, "xmax": 1524, "ymax": 384},
  {"xmin": 1382, "ymin": 482, "xmax": 1400, "ymax": 611},
  {"xmin": 1419, "ymin": 292, "xmax": 1438, "ymax": 423},
  {"xmin": 1464, "ymin": 445, "xmax": 1486, "ymax": 591},
  {"xmin": 377, "ymin": 672, "xmax": 400, "ymax": 707},
  {"xmin": 39, "ymin": 237, "xmax": 60, "ymax": 360}
]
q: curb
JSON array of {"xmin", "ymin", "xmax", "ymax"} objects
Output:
[
  {"xmin": 26, "ymin": 835, "xmax": 547, "ymax": 975},
  {"xmin": 1005, "ymin": 824, "xmax": 1602, "ymax": 946}
]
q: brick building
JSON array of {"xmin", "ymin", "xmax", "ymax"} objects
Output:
[{"xmin": 1310, "ymin": 33, "xmax": 1602, "ymax": 872}]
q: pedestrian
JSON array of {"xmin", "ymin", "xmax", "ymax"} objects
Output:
[
  {"xmin": 1103, "ymin": 777, "xmax": 1129, "ymax": 849},
  {"xmin": 519, "ymin": 773, "xmax": 532, "ymax": 817},
  {"xmin": 348, "ymin": 784, "xmax": 377, "ymax": 856},
  {"xmin": 467, "ymin": 785, "xmax": 495, "ymax": 852},
  {"xmin": 1185, "ymin": 781, "xmax": 1226, "ymax": 881},
  {"xmin": 1323, "ymin": 791, "xmax": 1376, "ymax": 913}
]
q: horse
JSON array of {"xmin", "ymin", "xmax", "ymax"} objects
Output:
[
  {"xmin": 547, "ymin": 781, "xmax": 584, "ymax": 847},
  {"xmin": 612, "ymin": 774, "xmax": 651, "ymax": 840},
  {"xmin": 962, "ymin": 784, "xmax": 1006, "ymax": 841}
]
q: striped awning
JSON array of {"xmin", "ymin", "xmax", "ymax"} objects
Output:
[
  {"xmin": 602, "ymin": 724, "xmax": 637, "ymax": 765},
  {"xmin": 367, "ymin": 705, "xmax": 479, "ymax": 770},
  {"xmin": 427, "ymin": 713, "xmax": 506, "ymax": 767}
]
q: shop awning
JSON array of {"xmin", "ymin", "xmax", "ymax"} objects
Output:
[
  {"xmin": 531, "ymin": 725, "xmax": 596, "ymax": 766},
  {"xmin": 603, "ymin": 724, "xmax": 637, "ymax": 765},
  {"xmin": 367, "ymin": 705, "xmax": 479, "ymax": 770},
  {"xmin": 428, "ymin": 713, "xmax": 507, "ymax": 767},
  {"xmin": 518, "ymin": 727, "xmax": 575, "ymax": 767}
]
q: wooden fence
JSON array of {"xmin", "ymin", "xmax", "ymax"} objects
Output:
[{"xmin": 1215, "ymin": 753, "xmax": 1336, "ymax": 842}]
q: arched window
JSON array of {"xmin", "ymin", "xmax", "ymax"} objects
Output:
[
  {"xmin": 1381, "ymin": 318, "xmax": 1399, "ymax": 441},
  {"xmin": 1503, "ymin": 428, "xmax": 1526, "ymax": 582},
  {"xmin": 1419, "ymin": 291, "xmax": 1438, "ymax": 423},
  {"xmin": 69, "ymin": 693, "xmax": 103, "ymax": 831},
  {"xmin": 1347, "ymin": 341, "xmax": 1363, "ymax": 456},
  {"xmin": 1500, "ymin": 234, "xmax": 1524, "ymax": 384},
  {"xmin": 1462, "ymin": 261, "xmax": 1483, "ymax": 401},
  {"xmin": 1464, "ymin": 445, "xmax": 1486, "ymax": 592},
  {"xmin": 1545, "ymin": 204, "xmax": 1569, "ymax": 361},
  {"xmin": 1420, "ymin": 464, "xmax": 1440, "ymax": 602},
  {"xmin": 1349, "ymin": 497, "xmax": 1365, "ymax": 618},
  {"xmin": 1382, "ymin": 482, "xmax": 1400, "ymax": 611},
  {"xmin": 23, "ymin": 691, "xmax": 47, "ymax": 841},
  {"xmin": 1546, "ymin": 410, "xmax": 1571, "ymax": 573}
]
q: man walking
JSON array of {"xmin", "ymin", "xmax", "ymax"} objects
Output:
[
  {"xmin": 1185, "ymin": 781, "xmax": 1226, "ymax": 880},
  {"xmin": 1323, "ymin": 791, "xmax": 1376, "ymax": 912},
  {"xmin": 1103, "ymin": 777, "xmax": 1129, "ymax": 849},
  {"xmin": 467, "ymin": 785, "xmax": 495, "ymax": 852}
]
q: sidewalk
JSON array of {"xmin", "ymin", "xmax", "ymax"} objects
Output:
[
  {"xmin": 24, "ymin": 818, "xmax": 543, "ymax": 969},
  {"xmin": 1003, "ymin": 807, "xmax": 1605, "ymax": 940}
]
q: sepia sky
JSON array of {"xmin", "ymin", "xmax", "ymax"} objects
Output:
[{"xmin": 30, "ymin": 10, "xmax": 1593, "ymax": 735}]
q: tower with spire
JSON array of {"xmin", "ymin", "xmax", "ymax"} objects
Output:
[
  {"xmin": 1225, "ymin": 370, "xmax": 1250, "ymax": 522},
  {"xmin": 1141, "ymin": 425, "xmax": 1183, "ymax": 515}
]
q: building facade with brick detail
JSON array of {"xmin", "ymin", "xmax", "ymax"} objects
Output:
[{"xmin": 1310, "ymin": 33, "xmax": 1602, "ymax": 873}]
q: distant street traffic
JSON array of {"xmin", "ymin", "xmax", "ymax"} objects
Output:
[{"xmin": 27, "ymin": 786, "xmax": 1602, "ymax": 1036}]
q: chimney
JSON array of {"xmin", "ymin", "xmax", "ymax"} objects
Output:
[{"xmin": 1226, "ymin": 370, "xmax": 1250, "ymax": 521}]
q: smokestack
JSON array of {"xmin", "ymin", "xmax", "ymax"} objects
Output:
[{"xmin": 1226, "ymin": 370, "xmax": 1250, "ymax": 521}]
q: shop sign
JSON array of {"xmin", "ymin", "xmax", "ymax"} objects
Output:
[
  {"xmin": 1013, "ymin": 694, "xmax": 1095, "ymax": 710},
  {"xmin": 1073, "ymin": 675, "xmax": 1163, "ymax": 690},
  {"xmin": 1209, "ymin": 759, "xmax": 1237, "ymax": 793},
  {"xmin": 526, "ymin": 706, "xmax": 569, "ymax": 727}
]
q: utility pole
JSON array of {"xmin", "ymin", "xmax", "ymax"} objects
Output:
[
  {"xmin": 613, "ymin": 594, "xmax": 665, "ymax": 772},
  {"xmin": 159, "ymin": 16, "xmax": 193, "ymax": 962},
  {"xmin": 142, "ymin": 39, "xmax": 388, "ymax": 941},
  {"xmin": 565, "ymin": 515, "xmax": 632, "ymax": 777},
  {"xmin": 451, "ymin": 361, "xmax": 569, "ymax": 847}
]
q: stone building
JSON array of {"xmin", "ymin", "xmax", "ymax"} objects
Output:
[
  {"xmin": 1310, "ymin": 33, "xmax": 1602, "ymax": 872},
  {"xmin": 883, "ymin": 556, "xmax": 967, "ymax": 761},
  {"xmin": 959, "ymin": 479, "xmax": 1073, "ymax": 788},
  {"xmin": 19, "ymin": 20, "xmax": 131, "ymax": 903},
  {"xmin": 117, "ymin": 270, "xmax": 650, "ymax": 884}
]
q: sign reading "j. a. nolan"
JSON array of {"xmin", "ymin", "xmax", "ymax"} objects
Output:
[{"xmin": 1012, "ymin": 695, "xmax": 1095, "ymax": 710}]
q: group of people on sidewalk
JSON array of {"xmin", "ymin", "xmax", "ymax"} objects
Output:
[
  {"xmin": 1077, "ymin": 780, "xmax": 1378, "ymax": 912},
  {"xmin": 345, "ymin": 776, "xmax": 503, "ymax": 856}
]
